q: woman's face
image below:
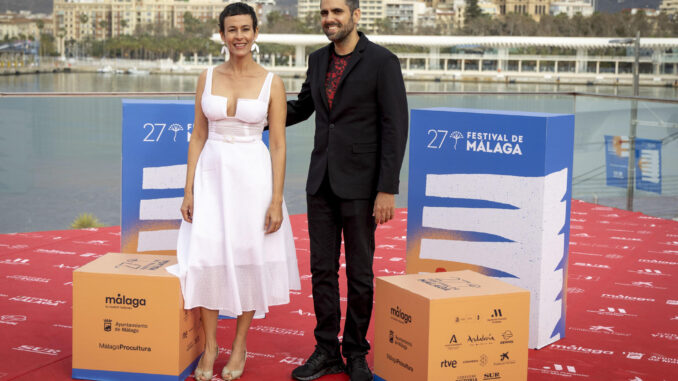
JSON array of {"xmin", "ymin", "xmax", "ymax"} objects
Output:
[{"xmin": 221, "ymin": 14, "xmax": 257, "ymax": 58}]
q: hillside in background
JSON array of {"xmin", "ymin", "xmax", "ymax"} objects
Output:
[{"xmin": 0, "ymin": 0, "xmax": 52, "ymax": 14}]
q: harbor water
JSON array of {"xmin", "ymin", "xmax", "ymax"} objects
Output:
[{"xmin": 1, "ymin": 72, "xmax": 676, "ymax": 233}]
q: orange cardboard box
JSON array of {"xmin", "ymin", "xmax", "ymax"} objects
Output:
[
  {"xmin": 374, "ymin": 270, "xmax": 529, "ymax": 381},
  {"xmin": 72, "ymin": 253, "xmax": 204, "ymax": 380}
]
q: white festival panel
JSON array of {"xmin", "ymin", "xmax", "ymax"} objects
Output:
[
  {"xmin": 139, "ymin": 197, "xmax": 183, "ymax": 221},
  {"xmin": 421, "ymin": 168, "xmax": 568, "ymax": 348},
  {"xmin": 142, "ymin": 164, "xmax": 187, "ymax": 190},
  {"xmin": 137, "ymin": 229, "xmax": 181, "ymax": 252}
]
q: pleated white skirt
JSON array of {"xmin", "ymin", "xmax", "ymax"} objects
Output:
[{"xmin": 167, "ymin": 138, "xmax": 301, "ymax": 317}]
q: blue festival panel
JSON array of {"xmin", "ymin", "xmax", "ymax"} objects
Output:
[
  {"xmin": 121, "ymin": 100, "xmax": 194, "ymax": 255},
  {"xmin": 635, "ymin": 138, "xmax": 662, "ymax": 194},
  {"xmin": 605, "ymin": 135, "xmax": 629, "ymax": 188},
  {"xmin": 406, "ymin": 108, "xmax": 574, "ymax": 349}
]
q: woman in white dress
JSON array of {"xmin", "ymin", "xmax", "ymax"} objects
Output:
[{"xmin": 168, "ymin": 3, "xmax": 300, "ymax": 380}]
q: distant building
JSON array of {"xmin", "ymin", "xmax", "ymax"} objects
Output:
[
  {"xmin": 51, "ymin": 0, "xmax": 269, "ymax": 44},
  {"xmin": 479, "ymin": 0, "xmax": 499, "ymax": 17},
  {"xmin": 385, "ymin": 0, "xmax": 435, "ymax": 30},
  {"xmin": 298, "ymin": 0, "xmax": 435, "ymax": 33},
  {"xmin": 659, "ymin": 0, "xmax": 678, "ymax": 16},
  {"xmin": 495, "ymin": 0, "xmax": 552, "ymax": 21},
  {"xmin": 297, "ymin": 0, "xmax": 372, "ymax": 27},
  {"xmin": 438, "ymin": 0, "xmax": 496, "ymax": 28},
  {"xmin": 550, "ymin": 0, "xmax": 594, "ymax": 17},
  {"xmin": 0, "ymin": 18, "xmax": 39, "ymax": 40},
  {"xmin": 421, "ymin": 0, "xmax": 455, "ymax": 31},
  {"xmin": 433, "ymin": 7, "xmax": 456, "ymax": 33},
  {"xmin": 626, "ymin": 7, "xmax": 661, "ymax": 16},
  {"xmin": 357, "ymin": 0, "xmax": 384, "ymax": 31},
  {"xmin": 296, "ymin": 0, "xmax": 317, "ymax": 21},
  {"xmin": 0, "ymin": 11, "xmax": 51, "ymax": 40}
]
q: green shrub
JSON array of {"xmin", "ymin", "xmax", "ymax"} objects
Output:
[{"xmin": 70, "ymin": 213, "xmax": 105, "ymax": 229}]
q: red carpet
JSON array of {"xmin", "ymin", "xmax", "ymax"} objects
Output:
[{"xmin": 0, "ymin": 200, "xmax": 676, "ymax": 380}]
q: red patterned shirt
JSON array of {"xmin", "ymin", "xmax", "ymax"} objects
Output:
[{"xmin": 325, "ymin": 51, "xmax": 352, "ymax": 110}]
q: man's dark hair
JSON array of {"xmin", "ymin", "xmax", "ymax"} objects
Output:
[
  {"xmin": 345, "ymin": 0, "xmax": 359, "ymax": 13},
  {"xmin": 219, "ymin": 2, "xmax": 258, "ymax": 33}
]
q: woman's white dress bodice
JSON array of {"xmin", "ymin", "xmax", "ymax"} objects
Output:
[{"xmin": 201, "ymin": 67, "xmax": 273, "ymax": 141}]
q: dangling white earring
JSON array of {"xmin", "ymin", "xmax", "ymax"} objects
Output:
[
  {"xmin": 221, "ymin": 44, "xmax": 229, "ymax": 60},
  {"xmin": 251, "ymin": 42, "xmax": 259, "ymax": 55}
]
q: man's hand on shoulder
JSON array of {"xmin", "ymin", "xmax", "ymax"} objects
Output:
[{"xmin": 373, "ymin": 192, "xmax": 395, "ymax": 224}]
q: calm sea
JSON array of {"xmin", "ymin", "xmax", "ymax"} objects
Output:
[{"xmin": 1, "ymin": 73, "xmax": 676, "ymax": 233}]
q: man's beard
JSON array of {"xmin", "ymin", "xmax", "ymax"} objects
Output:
[{"xmin": 323, "ymin": 16, "xmax": 355, "ymax": 42}]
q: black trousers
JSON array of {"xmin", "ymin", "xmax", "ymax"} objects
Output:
[{"xmin": 306, "ymin": 176, "xmax": 376, "ymax": 358}]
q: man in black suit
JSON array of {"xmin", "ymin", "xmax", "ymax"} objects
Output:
[{"xmin": 286, "ymin": 0, "xmax": 408, "ymax": 379}]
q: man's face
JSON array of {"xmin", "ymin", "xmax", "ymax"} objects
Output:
[{"xmin": 319, "ymin": 0, "xmax": 359, "ymax": 42}]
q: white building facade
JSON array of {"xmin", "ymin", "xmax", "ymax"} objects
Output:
[
  {"xmin": 297, "ymin": 0, "xmax": 435, "ymax": 32},
  {"xmin": 52, "ymin": 0, "xmax": 271, "ymax": 43},
  {"xmin": 550, "ymin": 0, "xmax": 594, "ymax": 17},
  {"xmin": 659, "ymin": 0, "xmax": 678, "ymax": 16}
]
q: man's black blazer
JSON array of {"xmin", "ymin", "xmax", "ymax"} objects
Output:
[{"xmin": 286, "ymin": 32, "xmax": 408, "ymax": 200}]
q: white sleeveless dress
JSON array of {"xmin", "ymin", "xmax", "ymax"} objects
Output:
[{"xmin": 167, "ymin": 67, "xmax": 300, "ymax": 317}]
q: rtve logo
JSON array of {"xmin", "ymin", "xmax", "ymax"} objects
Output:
[{"xmin": 440, "ymin": 359, "xmax": 458, "ymax": 368}]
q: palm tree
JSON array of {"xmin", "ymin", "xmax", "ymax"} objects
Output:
[
  {"xmin": 99, "ymin": 20, "xmax": 109, "ymax": 57},
  {"xmin": 78, "ymin": 13, "xmax": 89, "ymax": 38},
  {"xmin": 120, "ymin": 19, "xmax": 128, "ymax": 36},
  {"xmin": 78, "ymin": 13, "xmax": 89, "ymax": 57},
  {"xmin": 36, "ymin": 20, "xmax": 44, "ymax": 57}
]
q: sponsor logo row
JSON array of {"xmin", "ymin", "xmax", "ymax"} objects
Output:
[
  {"xmin": 390, "ymin": 306, "xmax": 507, "ymax": 325},
  {"xmin": 384, "ymin": 351, "xmax": 513, "ymax": 380}
]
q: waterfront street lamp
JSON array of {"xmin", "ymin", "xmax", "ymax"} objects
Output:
[{"xmin": 610, "ymin": 32, "xmax": 641, "ymax": 211}]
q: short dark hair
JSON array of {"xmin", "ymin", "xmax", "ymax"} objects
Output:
[
  {"xmin": 219, "ymin": 2, "xmax": 258, "ymax": 33},
  {"xmin": 345, "ymin": 0, "xmax": 359, "ymax": 12}
]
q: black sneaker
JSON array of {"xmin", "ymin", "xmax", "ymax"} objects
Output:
[
  {"xmin": 291, "ymin": 348, "xmax": 345, "ymax": 381},
  {"xmin": 346, "ymin": 355, "xmax": 372, "ymax": 381}
]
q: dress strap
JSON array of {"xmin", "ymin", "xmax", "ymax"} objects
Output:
[
  {"xmin": 203, "ymin": 66, "xmax": 214, "ymax": 97},
  {"xmin": 257, "ymin": 72, "xmax": 275, "ymax": 103}
]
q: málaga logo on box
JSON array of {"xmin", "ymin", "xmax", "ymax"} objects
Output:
[
  {"xmin": 105, "ymin": 293, "xmax": 147, "ymax": 308},
  {"xmin": 390, "ymin": 306, "xmax": 412, "ymax": 324}
]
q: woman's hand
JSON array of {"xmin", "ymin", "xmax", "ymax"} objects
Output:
[
  {"xmin": 180, "ymin": 193, "xmax": 194, "ymax": 223},
  {"xmin": 264, "ymin": 202, "xmax": 283, "ymax": 234}
]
